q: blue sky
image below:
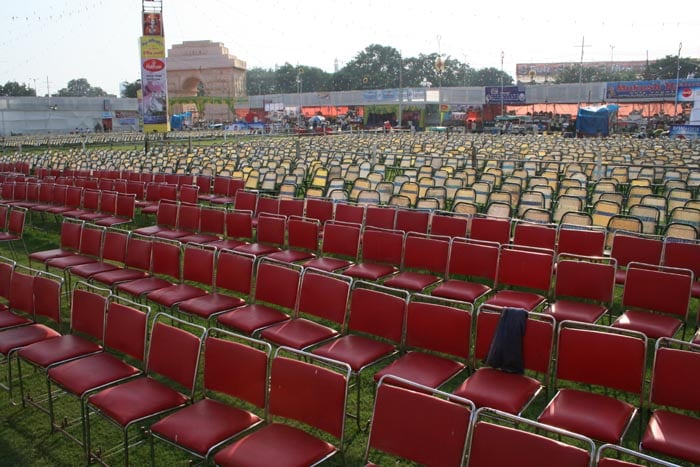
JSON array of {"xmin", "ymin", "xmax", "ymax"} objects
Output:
[{"xmin": 1, "ymin": 0, "xmax": 697, "ymax": 96}]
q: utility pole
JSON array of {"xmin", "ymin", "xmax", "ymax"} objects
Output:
[
  {"xmin": 576, "ymin": 37, "xmax": 591, "ymax": 114},
  {"xmin": 500, "ymin": 51, "xmax": 504, "ymax": 117},
  {"xmin": 674, "ymin": 42, "xmax": 682, "ymax": 119}
]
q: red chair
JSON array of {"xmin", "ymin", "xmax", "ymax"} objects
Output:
[
  {"xmin": 47, "ymin": 185, "xmax": 82, "ymax": 218},
  {"xmin": 545, "ymin": 255, "xmax": 616, "ymax": 324},
  {"xmin": 45, "ymin": 224, "xmax": 106, "ymax": 289},
  {"xmin": 483, "ymin": 244, "xmax": 554, "ymax": 311},
  {"xmin": 373, "ymin": 294, "xmax": 472, "ymax": 390},
  {"xmin": 17, "ymin": 283, "xmax": 110, "ymax": 410},
  {"xmin": 431, "ymin": 238, "xmax": 499, "ymax": 304},
  {"xmin": 613, "ymin": 262, "xmax": 693, "ymax": 339},
  {"xmin": 0, "ymin": 268, "xmax": 63, "ymax": 401},
  {"xmin": 312, "ymin": 281, "xmax": 409, "ymax": 426},
  {"xmin": 94, "ymin": 192, "xmax": 136, "ymax": 227},
  {"xmin": 216, "ymin": 258, "xmax": 301, "ymax": 335},
  {"xmin": 0, "ymin": 256, "xmax": 15, "ymax": 316},
  {"xmin": 62, "ymin": 188, "xmax": 101, "ymax": 220},
  {"xmin": 343, "ymin": 227, "xmax": 403, "ymax": 281},
  {"xmin": 304, "ymin": 197, "xmax": 334, "ymax": 226},
  {"xmin": 114, "ymin": 238, "xmax": 182, "ymax": 299},
  {"xmin": 609, "ymin": 231, "xmax": 663, "ymax": 285},
  {"xmin": 538, "ymin": 321, "xmax": 647, "ymax": 444},
  {"xmin": 303, "ymin": 221, "xmax": 361, "ymax": 272},
  {"xmin": 363, "ymin": 375, "xmax": 474, "ymax": 466},
  {"xmin": 0, "ymin": 206, "xmax": 28, "ymax": 258},
  {"xmin": 470, "ymin": 215, "xmax": 511, "ymax": 245},
  {"xmin": 133, "ymin": 199, "xmax": 179, "ymax": 236},
  {"xmin": 334, "ymin": 201, "xmax": 365, "ymax": 225},
  {"xmin": 194, "ymin": 175, "xmax": 213, "ymax": 202},
  {"xmin": 69, "ymin": 228, "xmax": 129, "ymax": 281},
  {"xmin": 384, "ymin": 232, "xmax": 450, "ymax": 292},
  {"xmin": 0, "ymin": 262, "xmax": 36, "ymax": 331},
  {"xmin": 46, "ymin": 295, "xmax": 150, "ymax": 453},
  {"xmin": 90, "ymin": 234, "xmax": 153, "ymax": 288},
  {"xmin": 206, "ymin": 209, "xmax": 252, "ymax": 250},
  {"xmin": 28, "ymin": 218, "xmax": 83, "ymax": 268},
  {"xmin": 640, "ymin": 337, "xmax": 700, "ymax": 465},
  {"xmin": 154, "ymin": 202, "xmax": 201, "ymax": 240},
  {"xmin": 260, "ymin": 268, "xmax": 351, "ymax": 349},
  {"xmin": 278, "ymin": 197, "xmax": 304, "ymax": 218},
  {"xmin": 394, "ymin": 208, "xmax": 430, "ymax": 234},
  {"xmin": 176, "ymin": 204, "xmax": 226, "ymax": 244},
  {"xmin": 512, "ymin": 219, "xmax": 557, "ymax": 250},
  {"xmin": 266, "ymin": 216, "xmax": 320, "ymax": 263},
  {"xmin": 467, "ymin": 407, "xmax": 595, "ymax": 467},
  {"xmin": 429, "ymin": 210, "xmax": 469, "ymax": 238},
  {"xmin": 662, "ymin": 237, "xmax": 700, "ymax": 308},
  {"xmin": 452, "ymin": 304, "xmax": 555, "ymax": 415},
  {"xmin": 84, "ymin": 313, "xmax": 206, "ymax": 465},
  {"xmin": 146, "ymin": 242, "xmax": 216, "ymax": 308},
  {"xmin": 556, "ymin": 223, "xmax": 607, "ymax": 258},
  {"xmin": 177, "ymin": 249, "xmax": 253, "ymax": 323},
  {"xmin": 365, "ymin": 205, "xmax": 397, "ymax": 230},
  {"xmin": 198, "ymin": 176, "xmax": 228, "ymax": 203},
  {"xmin": 228, "ymin": 187, "xmax": 257, "ymax": 210},
  {"xmin": 213, "ymin": 347, "xmax": 351, "ymax": 467},
  {"xmin": 150, "ymin": 329, "xmax": 271, "ymax": 464},
  {"xmin": 596, "ymin": 443, "xmax": 679, "ymax": 467},
  {"xmin": 233, "ymin": 213, "xmax": 285, "ymax": 257},
  {"xmin": 178, "ymin": 184, "xmax": 199, "ymax": 204}
]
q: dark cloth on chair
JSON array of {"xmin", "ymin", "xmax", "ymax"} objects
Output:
[{"xmin": 485, "ymin": 307, "xmax": 527, "ymax": 374}]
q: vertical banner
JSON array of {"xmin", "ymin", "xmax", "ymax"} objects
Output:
[{"xmin": 140, "ymin": 35, "xmax": 169, "ymax": 132}]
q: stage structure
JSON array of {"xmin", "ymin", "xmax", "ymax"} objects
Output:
[{"xmin": 140, "ymin": 0, "xmax": 169, "ymax": 132}]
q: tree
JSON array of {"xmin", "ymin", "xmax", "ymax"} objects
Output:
[
  {"xmin": 642, "ymin": 55, "xmax": 700, "ymax": 80},
  {"xmin": 342, "ymin": 44, "xmax": 403, "ymax": 90},
  {"xmin": 0, "ymin": 81, "xmax": 36, "ymax": 97},
  {"xmin": 471, "ymin": 67, "xmax": 514, "ymax": 87},
  {"xmin": 120, "ymin": 79, "xmax": 141, "ymax": 98},
  {"xmin": 56, "ymin": 78, "xmax": 111, "ymax": 97}
]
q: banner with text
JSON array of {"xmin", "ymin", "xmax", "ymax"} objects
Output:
[
  {"xmin": 484, "ymin": 86, "xmax": 526, "ymax": 105},
  {"xmin": 606, "ymin": 78, "xmax": 700, "ymax": 100},
  {"xmin": 140, "ymin": 35, "xmax": 169, "ymax": 132}
]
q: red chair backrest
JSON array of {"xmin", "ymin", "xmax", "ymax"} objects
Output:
[
  {"xmin": 104, "ymin": 300, "xmax": 148, "ymax": 361},
  {"xmin": 365, "ymin": 206, "xmax": 396, "ymax": 230},
  {"xmin": 470, "ymin": 216, "xmax": 510, "ymax": 245},
  {"xmin": 497, "ymin": 246, "xmax": 553, "ymax": 292},
  {"xmin": 430, "ymin": 213, "xmax": 469, "ymax": 238},
  {"xmin": 650, "ymin": 343, "xmax": 700, "ymax": 412},
  {"xmin": 447, "ymin": 238, "xmax": 499, "ymax": 282},
  {"xmin": 321, "ymin": 222, "xmax": 360, "ymax": 258},
  {"xmin": 555, "ymin": 259, "xmax": 616, "ymax": 303},
  {"xmin": 215, "ymin": 249, "xmax": 254, "ymax": 296},
  {"xmin": 254, "ymin": 260, "xmax": 300, "ymax": 309},
  {"xmin": 147, "ymin": 320, "xmax": 202, "ymax": 391},
  {"xmin": 402, "ymin": 233, "xmax": 449, "ymax": 274},
  {"xmin": 405, "ymin": 300, "xmax": 471, "ymax": 360},
  {"xmin": 395, "ymin": 209, "xmax": 430, "ymax": 234},
  {"xmin": 623, "ymin": 265, "xmax": 692, "ymax": 318},
  {"xmin": 182, "ymin": 244, "xmax": 215, "ymax": 285},
  {"xmin": 347, "ymin": 286, "xmax": 406, "ymax": 343},
  {"xmin": 360, "ymin": 228, "xmax": 403, "ymax": 266},
  {"xmin": 71, "ymin": 288, "xmax": 108, "ymax": 341},
  {"xmin": 297, "ymin": 270, "xmax": 350, "ymax": 324}
]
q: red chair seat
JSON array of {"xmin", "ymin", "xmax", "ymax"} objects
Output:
[
  {"xmin": 313, "ymin": 335, "xmax": 395, "ymax": 372},
  {"xmin": 154, "ymin": 229, "xmax": 190, "ymax": 240},
  {"xmin": 132, "ymin": 225, "xmax": 167, "ymax": 236},
  {"xmin": 266, "ymin": 250, "xmax": 315, "ymax": 264},
  {"xmin": 260, "ymin": 319, "xmax": 337, "ymax": 349},
  {"xmin": 91, "ymin": 268, "xmax": 148, "ymax": 286},
  {"xmin": 18, "ymin": 334, "xmax": 101, "ymax": 367},
  {"xmin": 206, "ymin": 239, "xmax": 248, "ymax": 250},
  {"xmin": 28, "ymin": 249, "xmax": 75, "ymax": 264},
  {"xmin": 538, "ymin": 388, "xmax": 635, "ymax": 444},
  {"xmin": 641, "ymin": 410, "xmax": 700, "ymax": 465},
  {"xmin": 484, "ymin": 290, "xmax": 545, "ymax": 311},
  {"xmin": 46, "ymin": 255, "xmax": 98, "ymax": 270},
  {"xmin": 0, "ymin": 324, "xmax": 61, "ymax": 354},
  {"xmin": 213, "ymin": 423, "xmax": 336, "ymax": 467},
  {"xmin": 431, "ymin": 280, "xmax": 491, "ymax": 303},
  {"xmin": 0, "ymin": 312, "xmax": 31, "ymax": 329},
  {"xmin": 234, "ymin": 243, "xmax": 281, "ymax": 256},
  {"xmin": 615, "ymin": 269, "xmax": 626, "ymax": 285},
  {"xmin": 0, "ymin": 233, "xmax": 20, "ymax": 241},
  {"xmin": 88, "ymin": 377, "xmax": 188, "ymax": 427},
  {"xmin": 613, "ymin": 310, "xmax": 682, "ymax": 340},
  {"xmin": 151, "ymin": 398, "xmax": 261, "ymax": 457},
  {"xmin": 48, "ymin": 352, "xmax": 140, "ymax": 397},
  {"xmin": 177, "ymin": 233, "xmax": 220, "ymax": 245},
  {"xmin": 147, "ymin": 284, "xmax": 207, "ymax": 308},
  {"xmin": 70, "ymin": 262, "xmax": 120, "ymax": 279},
  {"xmin": 373, "ymin": 351, "xmax": 465, "ymax": 388},
  {"xmin": 116, "ymin": 277, "xmax": 172, "ymax": 297},
  {"xmin": 384, "ymin": 272, "xmax": 440, "ymax": 292},
  {"xmin": 452, "ymin": 367, "xmax": 541, "ymax": 414},
  {"xmin": 94, "ymin": 216, "xmax": 131, "ymax": 227},
  {"xmin": 545, "ymin": 299, "xmax": 607, "ymax": 324},
  {"xmin": 178, "ymin": 293, "xmax": 246, "ymax": 319},
  {"xmin": 303, "ymin": 257, "xmax": 352, "ymax": 272},
  {"xmin": 342, "ymin": 263, "xmax": 397, "ymax": 281},
  {"xmin": 216, "ymin": 304, "xmax": 289, "ymax": 335}
]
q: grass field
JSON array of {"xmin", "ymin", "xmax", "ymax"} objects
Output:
[{"xmin": 1, "ymin": 210, "xmax": 697, "ymax": 466}]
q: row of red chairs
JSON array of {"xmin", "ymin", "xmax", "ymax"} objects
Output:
[{"xmin": 1, "ymin": 261, "xmax": 697, "ymax": 465}]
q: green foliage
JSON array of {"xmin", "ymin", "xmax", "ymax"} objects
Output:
[
  {"xmin": 0, "ymin": 81, "xmax": 36, "ymax": 97},
  {"xmin": 55, "ymin": 78, "xmax": 112, "ymax": 97},
  {"xmin": 120, "ymin": 79, "xmax": 141, "ymax": 98}
]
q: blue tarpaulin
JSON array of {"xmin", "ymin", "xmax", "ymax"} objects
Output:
[{"xmin": 576, "ymin": 104, "xmax": 619, "ymax": 136}]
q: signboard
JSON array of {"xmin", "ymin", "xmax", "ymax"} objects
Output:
[
  {"xmin": 142, "ymin": 12, "xmax": 162, "ymax": 36},
  {"xmin": 669, "ymin": 125, "xmax": 700, "ymax": 140},
  {"xmin": 676, "ymin": 86, "xmax": 700, "ymax": 102},
  {"xmin": 485, "ymin": 86, "xmax": 526, "ymax": 105},
  {"xmin": 606, "ymin": 79, "xmax": 700, "ymax": 100},
  {"xmin": 140, "ymin": 35, "xmax": 169, "ymax": 132}
]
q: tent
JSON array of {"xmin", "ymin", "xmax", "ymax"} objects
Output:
[{"xmin": 576, "ymin": 104, "xmax": 619, "ymax": 136}]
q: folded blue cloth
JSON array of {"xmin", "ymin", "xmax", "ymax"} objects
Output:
[{"xmin": 485, "ymin": 307, "xmax": 527, "ymax": 374}]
